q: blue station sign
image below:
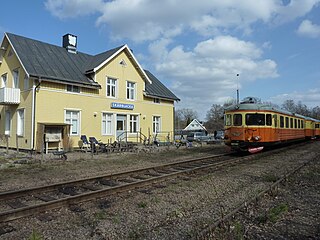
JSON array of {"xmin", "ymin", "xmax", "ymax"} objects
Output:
[{"xmin": 111, "ymin": 102, "xmax": 134, "ymax": 110}]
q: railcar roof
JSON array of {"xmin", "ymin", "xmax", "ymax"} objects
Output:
[{"xmin": 225, "ymin": 103, "xmax": 308, "ymax": 119}]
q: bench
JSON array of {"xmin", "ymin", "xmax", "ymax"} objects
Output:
[{"xmin": 52, "ymin": 151, "xmax": 67, "ymax": 160}]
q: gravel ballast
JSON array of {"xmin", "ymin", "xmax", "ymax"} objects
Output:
[{"xmin": 0, "ymin": 142, "xmax": 319, "ymax": 239}]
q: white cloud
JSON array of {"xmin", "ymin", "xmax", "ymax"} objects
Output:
[
  {"xmin": 273, "ymin": 0, "xmax": 320, "ymax": 24},
  {"xmin": 44, "ymin": 0, "xmax": 104, "ymax": 19},
  {"xmin": 270, "ymin": 88, "xmax": 320, "ymax": 107},
  {"xmin": 153, "ymin": 36, "xmax": 278, "ymax": 116},
  {"xmin": 297, "ymin": 20, "xmax": 320, "ymax": 38},
  {"xmin": 45, "ymin": 0, "xmax": 320, "ymax": 42}
]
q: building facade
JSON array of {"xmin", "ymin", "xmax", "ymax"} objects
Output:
[{"xmin": 0, "ymin": 33, "xmax": 179, "ymax": 152}]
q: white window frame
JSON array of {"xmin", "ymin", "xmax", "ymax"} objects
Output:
[
  {"xmin": 1, "ymin": 73, "xmax": 7, "ymax": 88},
  {"xmin": 102, "ymin": 113, "xmax": 113, "ymax": 135},
  {"xmin": 17, "ymin": 109, "xmax": 25, "ymax": 136},
  {"xmin": 24, "ymin": 74, "xmax": 29, "ymax": 90},
  {"xmin": 65, "ymin": 110, "xmax": 80, "ymax": 136},
  {"xmin": 66, "ymin": 85, "xmax": 80, "ymax": 93},
  {"xmin": 106, "ymin": 77, "xmax": 117, "ymax": 98},
  {"xmin": 5, "ymin": 110, "xmax": 11, "ymax": 136},
  {"xmin": 13, "ymin": 68, "xmax": 19, "ymax": 88},
  {"xmin": 153, "ymin": 116, "xmax": 161, "ymax": 134},
  {"xmin": 153, "ymin": 98, "xmax": 160, "ymax": 104},
  {"xmin": 126, "ymin": 81, "xmax": 136, "ymax": 100},
  {"xmin": 129, "ymin": 115, "xmax": 139, "ymax": 133}
]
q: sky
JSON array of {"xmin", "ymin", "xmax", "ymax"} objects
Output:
[{"xmin": 0, "ymin": 0, "xmax": 320, "ymax": 120}]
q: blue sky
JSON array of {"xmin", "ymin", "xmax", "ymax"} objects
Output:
[{"xmin": 1, "ymin": 0, "xmax": 320, "ymax": 120}]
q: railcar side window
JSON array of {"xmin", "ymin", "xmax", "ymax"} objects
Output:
[
  {"xmin": 294, "ymin": 119, "xmax": 297, "ymax": 128},
  {"xmin": 298, "ymin": 120, "xmax": 301, "ymax": 129},
  {"xmin": 290, "ymin": 118, "xmax": 293, "ymax": 128},
  {"xmin": 280, "ymin": 116, "xmax": 284, "ymax": 128},
  {"xmin": 225, "ymin": 114, "xmax": 232, "ymax": 126},
  {"xmin": 266, "ymin": 114, "xmax": 272, "ymax": 126},
  {"xmin": 285, "ymin": 117, "xmax": 289, "ymax": 128},
  {"xmin": 233, "ymin": 114, "xmax": 242, "ymax": 126},
  {"xmin": 245, "ymin": 114, "xmax": 265, "ymax": 126}
]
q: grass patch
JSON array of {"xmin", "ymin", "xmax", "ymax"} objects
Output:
[
  {"xmin": 261, "ymin": 173, "xmax": 278, "ymax": 182},
  {"xmin": 94, "ymin": 210, "xmax": 108, "ymax": 220},
  {"xmin": 137, "ymin": 201, "xmax": 147, "ymax": 208},
  {"xmin": 268, "ymin": 203, "xmax": 288, "ymax": 222},
  {"xmin": 233, "ymin": 221, "xmax": 245, "ymax": 240},
  {"xmin": 28, "ymin": 229, "xmax": 42, "ymax": 240},
  {"xmin": 257, "ymin": 203, "xmax": 289, "ymax": 224}
]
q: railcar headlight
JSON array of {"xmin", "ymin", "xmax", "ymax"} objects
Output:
[{"xmin": 253, "ymin": 136, "xmax": 261, "ymax": 141}]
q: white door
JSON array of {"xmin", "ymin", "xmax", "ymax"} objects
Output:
[
  {"xmin": 116, "ymin": 115, "xmax": 126, "ymax": 140},
  {"xmin": 5, "ymin": 111, "xmax": 11, "ymax": 135}
]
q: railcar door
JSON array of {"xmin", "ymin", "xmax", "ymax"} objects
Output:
[{"xmin": 272, "ymin": 114, "xmax": 280, "ymax": 142}]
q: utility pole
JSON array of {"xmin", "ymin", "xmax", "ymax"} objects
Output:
[{"xmin": 236, "ymin": 73, "xmax": 240, "ymax": 104}]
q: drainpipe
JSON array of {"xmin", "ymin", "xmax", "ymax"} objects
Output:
[{"xmin": 31, "ymin": 77, "xmax": 42, "ymax": 151}]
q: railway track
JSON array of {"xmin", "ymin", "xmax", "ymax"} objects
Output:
[
  {"xmin": 0, "ymin": 152, "xmax": 254, "ymax": 223},
  {"xmin": 1, "ymin": 141, "xmax": 308, "ymax": 224}
]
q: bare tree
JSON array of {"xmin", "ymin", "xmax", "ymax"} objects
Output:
[
  {"xmin": 310, "ymin": 106, "xmax": 320, "ymax": 119},
  {"xmin": 175, "ymin": 108, "xmax": 198, "ymax": 130},
  {"xmin": 281, "ymin": 99, "xmax": 296, "ymax": 112},
  {"xmin": 204, "ymin": 104, "xmax": 224, "ymax": 132}
]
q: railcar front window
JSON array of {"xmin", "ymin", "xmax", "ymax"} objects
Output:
[
  {"xmin": 245, "ymin": 114, "xmax": 265, "ymax": 126},
  {"xmin": 225, "ymin": 114, "xmax": 232, "ymax": 126},
  {"xmin": 233, "ymin": 114, "xmax": 242, "ymax": 126}
]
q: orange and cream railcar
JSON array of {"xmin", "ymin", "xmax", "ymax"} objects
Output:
[
  {"xmin": 316, "ymin": 121, "xmax": 320, "ymax": 138},
  {"xmin": 224, "ymin": 97, "xmax": 311, "ymax": 153},
  {"xmin": 305, "ymin": 117, "xmax": 320, "ymax": 139}
]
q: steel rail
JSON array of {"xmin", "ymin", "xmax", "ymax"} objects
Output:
[
  {"xmin": 0, "ymin": 153, "xmax": 229, "ymax": 201},
  {"xmin": 196, "ymin": 153, "xmax": 319, "ymax": 240},
  {"xmin": 0, "ymin": 153, "xmax": 236, "ymax": 223}
]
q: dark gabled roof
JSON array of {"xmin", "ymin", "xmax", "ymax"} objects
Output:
[
  {"xmin": 6, "ymin": 33, "xmax": 99, "ymax": 88},
  {"xmin": 84, "ymin": 45, "xmax": 124, "ymax": 72},
  {"xmin": 4, "ymin": 33, "xmax": 179, "ymax": 100},
  {"xmin": 144, "ymin": 70, "xmax": 180, "ymax": 101}
]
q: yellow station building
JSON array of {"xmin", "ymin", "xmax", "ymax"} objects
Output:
[{"xmin": 0, "ymin": 33, "xmax": 179, "ymax": 152}]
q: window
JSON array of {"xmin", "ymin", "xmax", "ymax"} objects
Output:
[
  {"xmin": 24, "ymin": 75, "xmax": 29, "ymax": 90},
  {"xmin": 233, "ymin": 114, "xmax": 242, "ymax": 126},
  {"xmin": 153, "ymin": 98, "xmax": 160, "ymax": 104},
  {"xmin": 1, "ymin": 73, "xmax": 7, "ymax": 88},
  {"xmin": 224, "ymin": 114, "xmax": 232, "ymax": 126},
  {"xmin": 102, "ymin": 113, "xmax": 113, "ymax": 135},
  {"xmin": 7, "ymin": 49, "xmax": 13, "ymax": 57},
  {"xmin": 65, "ymin": 110, "xmax": 80, "ymax": 135},
  {"xmin": 246, "ymin": 114, "xmax": 265, "ymax": 126},
  {"xmin": 290, "ymin": 118, "xmax": 293, "ymax": 128},
  {"xmin": 285, "ymin": 117, "xmax": 289, "ymax": 128},
  {"xmin": 129, "ymin": 115, "xmax": 138, "ymax": 133},
  {"xmin": 5, "ymin": 110, "xmax": 11, "ymax": 135},
  {"xmin": 280, "ymin": 116, "xmax": 284, "ymax": 128},
  {"xmin": 106, "ymin": 77, "xmax": 117, "ymax": 97},
  {"xmin": 13, "ymin": 69, "xmax": 19, "ymax": 88},
  {"xmin": 294, "ymin": 119, "xmax": 297, "ymax": 129},
  {"xmin": 126, "ymin": 81, "xmax": 135, "ymax": 100},
  {"xmin": 266, "ymin": 114, "xmax": 272, "ymax": 126},
  {"xmin": 17, "ymin": 109, "xmax": 25, "ymax": 136},
  {"xmin": 153, "ymin": 116, "xmax": 161, "ymax": 133},
  {"xmin": 67, "ymin": 85, "xmax": 80, "ymax": 93},
  {"xmin": 298, "ymin": 119, "xmax": 301, "ymax": 129}
]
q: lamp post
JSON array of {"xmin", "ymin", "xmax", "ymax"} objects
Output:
[{"xmin": 236, "ymin": 73, "xmax": 240, "ymax": 104}]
